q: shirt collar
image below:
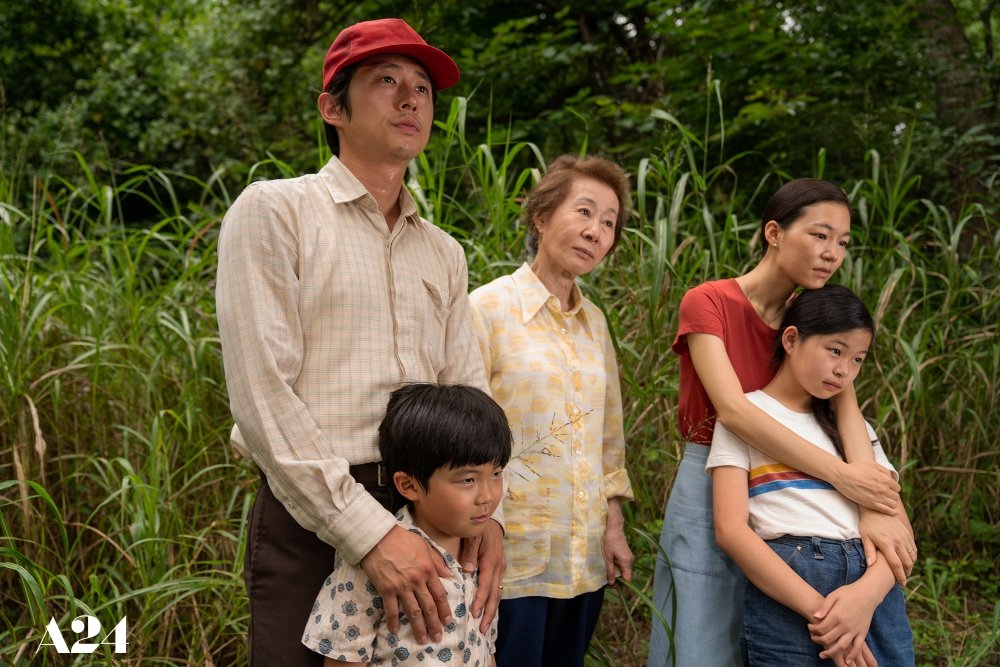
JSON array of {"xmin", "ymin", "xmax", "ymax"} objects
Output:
[
  {"xmin": 511, "ymin": 263, "xmax": 591, "ymax": 333},
  {"xmin": 319, "ymin": 156, "xmax": 420, "ymax": 226}
]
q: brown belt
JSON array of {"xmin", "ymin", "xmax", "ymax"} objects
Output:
[
  {"xmin": 349, "ymin": 461, "xmax": 388, "ymax": 487},
  {"xmin": 258, "ymin": 461, "xmax": 388, "ymax": 487}
]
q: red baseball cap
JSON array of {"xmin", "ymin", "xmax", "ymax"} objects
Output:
[{"xmin": 322, "ymin": 18, "xmax": 460, "ymax": 91}]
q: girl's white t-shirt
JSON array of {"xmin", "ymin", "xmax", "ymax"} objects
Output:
[{"xmin": 706, "ymin": 390, "xmax": 897, "ymax": 541}]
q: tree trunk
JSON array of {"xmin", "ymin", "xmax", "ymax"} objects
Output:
[{"xmin": 918, "ymin": 0, "xmax": 996, "ymax": 230}]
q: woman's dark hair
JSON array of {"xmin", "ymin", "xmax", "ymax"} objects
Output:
[
  {"xmin": 759, "ymin": 178, "xmax": 852, "ymax": 253},
  {"xmin": 773, "ymin": 285, "xmax": 875, "ymax": 457},
  {"xmin": 524, "ymin": 154, "xmax": 631, "ymax": 257},
  {"xmin": 323, "ymin": 60, "xmax": 437, "ymax": 157},
  {"xmin": 378, "ymin": 383, "xmax": 512, "ymax": 507}
]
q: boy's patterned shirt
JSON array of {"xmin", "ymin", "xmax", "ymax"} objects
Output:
[{"xmin": 302, "ymin": 506, "xmax": 496, "ymax": 665}]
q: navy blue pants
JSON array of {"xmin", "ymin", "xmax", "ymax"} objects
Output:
[{"xmin": 495, "ymin": 589, "xmax": 605, "ymax": 667}]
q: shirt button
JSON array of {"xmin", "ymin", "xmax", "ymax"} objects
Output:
[
  {"xmin": 577, "ymin": 491, "xmax": 585, "ymax": 499},
  {"xmin": 572, "ymin": 407, "xmax": 580, "ymax": 414},
  {"xmin": 559, "ymin": 328, "xmax": 567, "ymax": 335}
]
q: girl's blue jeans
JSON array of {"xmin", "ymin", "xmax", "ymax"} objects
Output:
[{"xmin": 742, "ymin": 536, "xmax": 915, "ymax": 667}]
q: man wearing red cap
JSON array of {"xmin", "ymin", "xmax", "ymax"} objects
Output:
[{"xmin": 216, "ymin": 18, "xmax": 503, "ymax": 666}]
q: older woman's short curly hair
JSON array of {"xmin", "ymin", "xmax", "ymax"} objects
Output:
[{"xmin": 524, "ymin": 155, "xmax": 631, "ymax": 257}]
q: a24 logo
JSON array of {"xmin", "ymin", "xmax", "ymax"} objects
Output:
[{"xmin": 37, "ymin": 615, "xmax": 127, "ymax": 654}]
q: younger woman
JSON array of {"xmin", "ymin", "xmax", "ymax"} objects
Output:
[{"xmin": 709, "ymin": 285, "xmax": 914, "ymax": 666}]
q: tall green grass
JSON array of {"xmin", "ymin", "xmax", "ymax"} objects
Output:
[
  {"xmin": 1, "ymin": 162, "xmax": 244, "ymax": 664},
  {"xmin": 1, "ymin": 100, "xmax": 997, "ymax": 665}
]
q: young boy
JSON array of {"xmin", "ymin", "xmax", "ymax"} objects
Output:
[{"xmin": 302, "ymin": 383, "xmax": 511, "ymax": 666}]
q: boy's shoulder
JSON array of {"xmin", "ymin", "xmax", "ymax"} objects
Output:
[{"xmin": 395, "ymin": 507, "xmax": 463, "ymax": 574}]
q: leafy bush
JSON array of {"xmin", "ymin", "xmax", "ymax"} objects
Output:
[{"xmin": 1, "ymin": 99, "xmax": 997, "ymax": 665}]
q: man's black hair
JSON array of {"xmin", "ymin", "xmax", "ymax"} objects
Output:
[
  {"xmin": 378, "ymin": 383, "xmax": 512, "ymax": 505},
  {"xmin": 323, "ymin": 63, "xmax": 360, "ymax": 157}
]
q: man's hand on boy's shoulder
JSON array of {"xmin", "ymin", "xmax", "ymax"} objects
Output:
[
  {"xmin": 361, "ymin": 525, "xmax": 454, "ymax": 644},
  {"xmin": 461, "ymin": 519, "xmax": 505, "ymax": 634}
]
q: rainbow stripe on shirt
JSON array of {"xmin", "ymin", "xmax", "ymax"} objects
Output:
[{"xmin": 748, "ymin": 463, "xmax": 836, "ymax": 497}]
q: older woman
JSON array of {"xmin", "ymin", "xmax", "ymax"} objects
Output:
[{"xmin": 470, "ymin": 155, "xmax": 634, "ymax": 667}]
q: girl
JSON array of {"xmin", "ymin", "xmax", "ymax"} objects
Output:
[
  {"xmin": 708, "ymin": 285, "xmax": 914, "ymax": 666},
  {"xmin": 647, "ymin": 179, "xmax": 915, "ymax": 667}
]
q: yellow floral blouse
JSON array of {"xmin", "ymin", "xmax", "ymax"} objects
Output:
[{"xmin": 470, "ymin": 263, "xmax": 633, "ymax": 599}]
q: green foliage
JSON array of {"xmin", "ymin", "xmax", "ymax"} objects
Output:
[
  {"xmin": 0, "ymin": 0, "xmax": 100, "ymax": 115},
  {"xmin": 2, "ymin": 94, "xmax": 998, "ymax": 663},
  {"xmin": 0, "ymin": 160, "xmax": 240, "ymax": 663},
  {"xmin": 4, "ymin": 3, "xmax": 997, "ymax": 663},
  {"xmin": 1, "ymin": 0, "xmax": 354, "ymax": 196},
  {"xmin": 4, "ymin": 1, "xmax": 999, "ymax": 216},
  {"xmin": 910, "ymin": 558, "xmax": 1000, "ymax": 666}
]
